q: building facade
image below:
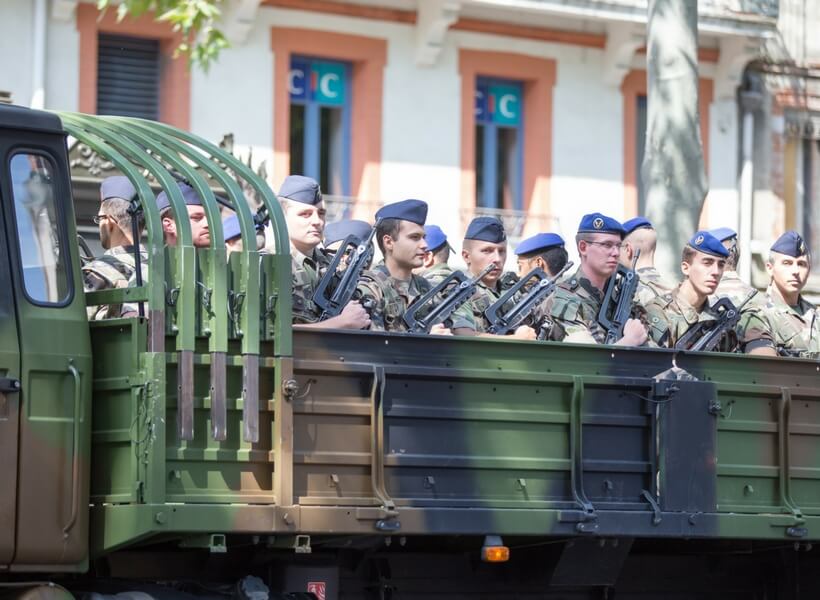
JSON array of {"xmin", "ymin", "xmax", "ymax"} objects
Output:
[{"xmin": 1, "ymin": 0, "xmax": 816, "ymax": 292}]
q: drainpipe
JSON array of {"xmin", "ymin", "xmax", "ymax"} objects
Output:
[
  {"xmin": 31, "ymin": 0, "xmax": 47, "ymax": 109},
  {"xmin": 738, "ymin": 86, "xmax": 763, "ymax": 283}
]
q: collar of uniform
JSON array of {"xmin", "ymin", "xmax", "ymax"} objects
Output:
[
  {"xmin": 424, "ymin": 262, "xmax": 452, "ymax": 276},
  {"xmin": 766, "ymin": 284, "xmax": 813, "ymax": 317},
  {"xmin": 107, "ymin": 244, "xmax": 147, "ymax": 256},
  {"xmin": 671, "ymin": 284, "xmax": 707, "ymax": 325},
  {"xmin": 562, "ymin": 267, "xmax": 601, "ymax": 300},
  {"xmin": 637, "ymin": 266, "xmax": 658, "ymax": 277},
  {"xmin": 291, "ymin": 244, "xmax": 319, "ymax": 268},
  {"xmin": 721, "ymin": 270, "xmax": 741, "ymax": 282}
]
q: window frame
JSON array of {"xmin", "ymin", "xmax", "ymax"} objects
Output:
[
  {"xmin": 5, "ymin": 147, "xmax": 75, "ymax": 308},
  {"xmin": 475, "ymin": 76, "xmax": 525, "ymax": 211},
  {"xmin": 288, "ymin": 55, "xmax": 352, "ymax": 196}
]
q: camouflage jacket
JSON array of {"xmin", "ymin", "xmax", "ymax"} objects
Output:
[
  {"xmin": 714, "ymin": 270, "xmax": 756, "ymax": 306},
  {"xmin": 82, "ymin": 245, "xmax": 148, "ymax": 320},
  {"xmin": 291, "ymin": 245, "xmax": 331, "ymax": 324},
  {"xmin": 644, "ymin": 285, "xmax": 774, "ymax": 353},
  {"xmin": 635, "ymin": 266, "xmax": 676, "ymax": 307},
  {"xmin": 761, "ymin": 286, "xmax": 820, "ymax": 358},
  {"xmin": 421, "ymin": 262, "xmax": 455, "ymax": 286},
  {"xmin": 467, "ymin": 278, "xmax": 504, "ymax": 334},
  {"xmin": 356, "ymin": 264, "xmax": 475, "ymax": 333}
]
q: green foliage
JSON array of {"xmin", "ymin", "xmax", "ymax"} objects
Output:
[{"xmin": 96, "ymin": 0, "xmax": 230, "ymax": 71}]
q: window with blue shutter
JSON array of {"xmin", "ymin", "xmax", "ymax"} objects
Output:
[
  {"xmin": 475, "ymin": 77, "xmax": 523, "ymax": 210},
  {"xmin": 289, "ymin": 56, "xmax": 351, "ymax": 196}
]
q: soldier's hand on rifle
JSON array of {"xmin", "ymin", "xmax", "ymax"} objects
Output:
[
  {"xmin": 512, "ymin": 325, "xmax": 537, "ymax": 340},
  {"xmin": 430, "ymin": 323, "xmax": 453, "ymax": 336},
  {"xmin": 615, "ymin": 318, "xmax": 648, "ymax": 347},
  {"xmin": 336, "ymin": 300, "xmax": 371, "ymax": 330}
]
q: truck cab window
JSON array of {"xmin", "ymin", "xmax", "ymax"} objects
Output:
[{"xmin": 9, "ymin": 152, "xmax": 70, "ymax": 304}]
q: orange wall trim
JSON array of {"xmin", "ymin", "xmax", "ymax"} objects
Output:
[
  {"xmin": 76, "ymin": 4, "xmax": 190, "ymax": 129},
  {"xmin": 459, "ymin": 49, "xmax": 556, "ymax": 227},
  {"xmin": 636, "ymin": 46, "xmax": 720, "ymax": 63},
  {"xmin": 453, "ymin": 19, "xmax": 606, "ymax": 49},
  {"xmin": 263, "ymin": 0, "xmax": 416, "ymax": 23},
  {"xmin": 621, "ymin": 70, "xmax": 714, "ymax": 218},
  {"xmin": 270, "ymin": 27, "xmax": 386, "ymax": 202}
]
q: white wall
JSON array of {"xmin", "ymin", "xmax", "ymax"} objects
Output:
[{"xmin": 0, "ymin": 0, "xmax": 35, "ymax": 106}]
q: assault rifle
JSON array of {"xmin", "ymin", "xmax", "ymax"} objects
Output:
[
  {"xmin": 597, "ymin": 250, "xmax": 641, "ymax": 345},
  {"xmin": 484, "ymin": 261, "xmax": 573, "ymax": 336},
  {"xmin": 312, "ymin": 227, "xmax": 377, "ymax": 320},
  {"xmin": 402, "ymin": 263, "xmax": 495, "ymax": 333},
  {"xmin": 674, "ymin": 290, "xmax": 757, "ymax": 352}
]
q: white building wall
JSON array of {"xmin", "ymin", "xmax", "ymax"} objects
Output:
[{"xmin": 0, "ymin": 1, "xmax": 747, "ymax": 245}]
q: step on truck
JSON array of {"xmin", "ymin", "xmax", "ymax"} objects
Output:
[{"xmin": 1, "ymin": 104, "xmax": 820, "ymax": 599}]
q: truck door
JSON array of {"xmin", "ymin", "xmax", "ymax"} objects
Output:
[
  {"xmin": 0, "ymin": 128, "xmax": 93, "ymax": 570},
  {"xmin": 0, "ymin": 162, "xmax": 21, "ymax": 567}
]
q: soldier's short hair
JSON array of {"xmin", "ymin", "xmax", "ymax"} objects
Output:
[
  {"xmin": 376, "ymin": 218, "xmax": 402, "ymax": 255},
  {"xmin": 519, "ymin": 246, "xmax": 569, "ymax": 276},
  {"xmin": 681, "ymin": 245, "xmax": 697, "ymax": 264},
  {"xmin": 431, "ymin": 244, "xmax": 450, "ymax": 263},
  {"xmin": 102, "ymin": 197, "xmax": 144, "ymax": 235},
  {"xmin": 724, "ymin": 240, "xmax": 740, "ymax": 270}
]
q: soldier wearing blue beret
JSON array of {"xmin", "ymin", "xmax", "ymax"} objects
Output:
[
  {"xmin": 83, "ymin": 176, "xmax": 148, "ymax": 320},
  {"xmin": 419, "ymin": 225, "xmax": 457, "ymax": 286},
  {"xmin": 155, "ymin": 182, "xmax": 211, "ymax": 248},
  {"xmin": 222, "ymin": 214, "xmax": 266, "ymax": 254},
  {"xmin": 356, "ymin": 200, "xmax": 475, "ymax": 335},
  {"xmin": 322, "ymin": 219, "xmax": 375, "ymax": 270},
  {"xmin": 643, "ymin": 231, "xmax": 776, "ymax": 355},
  {"xmin": 279, "ymin": 175, "xmax": 369, "ymax": 330},
  {"xmin": 460, "ymin": 217, "xmax": 535, "ymax": 339},
  {"xmin": 708, "ymin": 226, "xmax": 756, "ymax": 307},
  {"xmin": 514, "ymin": 233, "xmax": 567, "ymax": 279},
  {"xmin": 762, "ymin": 231, "xmax": 819, "ymax": 357},
  {"xmin": 618, "ymin": 217, "xmax": 676, "ymax": 307},
  {"xmin": 542, "ymin": 213, "xmax": 649, "ymax": 346}
]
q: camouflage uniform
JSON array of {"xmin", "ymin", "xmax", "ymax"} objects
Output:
[
  {"xmin": 760, "ymin": 286, "xmax": 820, "ymax": 358},
  {"xmin": 82, "ymin": 245, "xmax": 148, "ymax": 320},
  {"xmin": 356, "ymin": 264, "xmax": 475, "ymax": 333},
  {"xmin": 467, "ymin": 279, "xmax": 505, "ymax": 333},
  {"xmin": 291, "ymin": 245, "xmax": 331, "ymax": 324},
  {"xmin": 644, "ymin": 286, "xmax": 774, "ymax": 353},
  {"xmin": 541, "ymin": 267, "xmax": 641, "ymax": 344},
  {"xmin": 421, "ymin": 262, "xmax": 455, "ymax": 286},
  {"xmin": 714, "ymin": 270, "xmax": 756, "ymax": 306},
  {"xmin": 635, "ymin": 266, "xmax": 675, "ymax": 307}
]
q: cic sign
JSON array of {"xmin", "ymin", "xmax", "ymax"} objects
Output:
[
  {"xmin": 289, "ymin": 58, "xmax": 347, "ymax": 106},
  {"xmin": 475, "ymin": 81, "xmax": 521, "ymax": 127}
]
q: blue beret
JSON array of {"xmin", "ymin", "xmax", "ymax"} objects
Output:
[
  {"xmin": 156, "ymin": 182, "xmax": 202, "ymax": 212},
  {"xmin": 100, "ymin": 176, "xmax": 137, "ymax": 202},
  {"xmin": 577, "ymin": 212, "xmax": 624, "ymax": 236},
  {"xmin": 279, "ymin": 175, "xmax": 322, "ymax": 205},
  {"xmin": 375, "ymin": 199, "xmax": 428, "ymax": 225},
  {"xmin": 515, "ymin": 233, "xmax": 564, "ymax": 256},
  {"xmin": 464, "ymin": 216, "xmax": 506, "ymax": 243},
  {"xmin": 771, "ymin": 230, "xmax": 809, "ymax": 258},
  {"xmin": 708, "ymin": 227, "xmax": 737, "ymax": 242},
  {"xmin": 688, "ymin": 230, "xmax": 729, "ymax": 258},
  {"xmin": 222, "ymin": 214, "xmax": 264, "ymax": 242},
  {"xmin": 424, "ymin": 225, "xmax": 449, "ymax": 252},
  {"xmin": 622, "ymin": 217, "xmax": 652, "ymax": 235},
  {"xmin": 324, "ymin": 220, "xmax": 372, "ymax": 246}
]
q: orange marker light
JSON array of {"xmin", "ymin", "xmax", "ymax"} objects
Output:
[
  {"xmin": 481, "ymin": 535, "xmax": 510, "ymax": 562},
  {"xmin": 481, "ymin": 545, "xmax": 510, "ymax": 563}
]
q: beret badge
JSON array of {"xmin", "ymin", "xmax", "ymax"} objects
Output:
[
  {"xmin": 695, "ymin": 235, "xmax": 704, "ymax": 246},
  {"xmin": 593, "ymin": 218, "xmax": 604, "ymax": 230}
]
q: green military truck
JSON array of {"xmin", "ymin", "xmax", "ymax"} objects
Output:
[{"xmin": 1, "ymin": 104, "xmax": 820, "ymax": 599}]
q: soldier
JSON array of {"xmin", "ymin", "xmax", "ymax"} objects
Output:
[
  {"xmin": 83, "ymin": 176, "xmax": 148, "ymax": 320},
  {"xmin": 761, "ymin": 231, "xmax": 819, "ymax": 358},
  {"xmin": 420, "ymin": 224, "xmax": 454, "ymax": 285},
  {"xmin": 278, "ymin": 175, "xmax": 369, "ymax": 329},
  {"xmin": 514, "ymin": 233, "xmax": 567, "ymax": 279},
  {"xmin": 462, "ymin": 216, "xmax": 536, "ymax": 339},
  {"xmin": 356, "ymin": 199, "xmax": 475, "ymax": 335},
  {"xmin": 710, "ymin": 227, "xmax": 756, "ymax": 305},
  {"xmin": 543, "ymin": 213, "xmax": 648, "ymax": 346},
  {"xmin": 644, "ymin": 231, "xmax": 776, "ymax": 355},
  {"xmin": 620, "ymin": 217, "xmax": 676, "ymax": 306},
  {"xmin": 156, "ymin": 182, "xmax": 211, "ymax": 248},
  {"xmin": 222, "ymin": 213, "xmax": 265, "ymax": 254}
]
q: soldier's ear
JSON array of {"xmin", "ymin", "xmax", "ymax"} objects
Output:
[
  {"xmin": 680, "ymin": 260, "xmax": 690, "ymax": 278},
  {"xmin": 764, "ymin": 261, "xmax": 774, "ymax": 278}
]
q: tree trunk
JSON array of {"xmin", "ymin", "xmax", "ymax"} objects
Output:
[{"xmin": 644, "ymin": 0, "xmax": 707, "ymax": 279}]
